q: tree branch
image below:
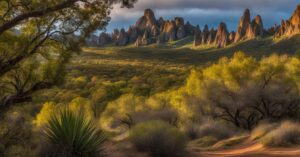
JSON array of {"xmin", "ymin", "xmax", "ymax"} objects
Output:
[{"xmin": 0, "ymin": 0, "xmax": 79, "ymax": 35}]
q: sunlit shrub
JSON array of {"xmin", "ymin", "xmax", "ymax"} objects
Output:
[
  {"xmin": 68, "ymin": 97, "xmax": 93, "ymax": 119},
  {"xmin": 129, "ymin": 120, "xmax": 188, "ymax": 157},
  {"xmin": 168, "ymin": 52, "xmax": 300, "ymax": 129},
  {"xmin": 34, "ymin": 102, "xmax": 61, "ymax": 127},
  {"xmin": 100, "ymin": 94, "xmax": 147, "ymax": 130},
  {"xmin": 34, "ymin": 97, "xmax": 94, "ymax": 127}
]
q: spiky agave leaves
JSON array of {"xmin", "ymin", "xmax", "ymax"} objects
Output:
[{"xmin": 44, "ymin": 110, "xmax": 106, "ymax": 157}]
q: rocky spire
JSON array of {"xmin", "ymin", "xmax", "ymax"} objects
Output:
[
  {"xmin": 228, "ymin": 31, "xmax": 235, "ymax": 43},
  {"xmin": 115, "ymin": 28, "xmax": 129, "ymax": 46},
  {"xmin": 193, "ymin": 25, "xmax": 202, "ymax": 47},
  {"xmin": 234, "ymin": 9, "xmax": 251, "ymax": 42},
  {"xmin": 98, "ymin": 32, "xmax": 112, "ymax": 46},
  {"xmin": 128, "ymin": 26, "xmax": 139, "ymax": 43},
  {"xmin": 207, "ymin": 28, "xmax": 216, "ymax": 44},
  {"xmin": 161, "ymin": 20, "xmax": 176, "ymax": 41},
  {"xmin": 135, "ymin": 9, "xmax": 157, "ymax": 31},
  {"xmin": 201, "ymin": 25, "xmax": 209, "ymax": 44},
  {"xmin": 275, "ymin": 4, "xmax": 300, "ymax": 37},
  {"xmin": 215, "ymin": 22, "xmax": 229, "ymax": 48},
  {"xmin": 173, "ymin": 17, "xmax": 186, "ymax": 39}
]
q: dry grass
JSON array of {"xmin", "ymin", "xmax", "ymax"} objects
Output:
[
  {"xmin": 212, "ymin": 135, "xmax": 249, "ymax": 149},
  {"xmin": 260, "ymin": 121, "xmax": 300, "ymax": 147},
  {"xmin": 250, "ymin": 122, "xmax": 278, "ymax": 140}
]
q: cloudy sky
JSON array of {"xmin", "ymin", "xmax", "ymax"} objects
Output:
[{"xmin": 104, "ymin": 0, "xmax": 300, "ymax": 33}]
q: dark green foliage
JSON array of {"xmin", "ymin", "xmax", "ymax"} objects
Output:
[
  {"xmin": 129, "ymin": 120, "xmax": 188, "ymax": 157},
  {"xmin": 44, "ymin": 110, "xmax": 106, "ymax": 157}
]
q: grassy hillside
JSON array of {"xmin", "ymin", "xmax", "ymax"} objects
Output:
[
  {"xmin": 64, "ymin": 35, "xmax": 300, "ymax": 98},
  {"xmin": 84, "ymin": 35, "xmax": 300, "ymax": 66}
]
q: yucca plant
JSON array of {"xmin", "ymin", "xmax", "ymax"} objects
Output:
[{"xmin": 44, "ymin": 110, "xmax": 106, "ymax": 157}]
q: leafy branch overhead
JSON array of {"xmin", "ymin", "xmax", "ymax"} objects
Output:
[{"xmin": 0, "ymin": 0, "xmax": 137, "ymax": 111}]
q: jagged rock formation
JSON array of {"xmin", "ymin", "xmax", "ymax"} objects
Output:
[
  {"xmin": 99, "ymin": 32, "xmax": 112, "ymax": 46},
  {"xmin": 228, "ymin": 31, "xmax": 235, "ymax": 43},
  {"xmin": 161, "ymin": 20, "xmax": 176, "ymax": 42},
  {"xmin": 112, "ymin": 29, "xmax": 119, "ymax": 41},
  {"xmin": 136, "ymin": 9, "xmax": 157, "ymax": 31},
  {"xmin": 276, "ymin": 5, "xmax": 300, "ymax": 37},
  {"xmin": 135, "ymin": 31, "xmax": 151, "ymax": 46},
  {"xmin": 215, "ymin": 22, "xmax": 229, "ymax": 48},
  {"xmin": 193, "ymin": 26, "xmax": 201, "ymax": 47},
  {"xmin": 115, "ymin": 28, "xmax": 129, "ymax": 46},
  {"xmin": 174, "ymin": 17, "xmax": 186, "ymax": 39},
  {"xmin": 201, "ymin": 25, "xmax": 209, "ymax": 44},
  {"xmin": 92, "ymin": 5, "xmax": 300, "ymax": 48},
  {"xmin": 234, "ymin": 9, "xmax": 251, "ymax": 42},
  {"xmin": 268, "ymin": 24, "xmax": 279, "ymax": 35},
  {"xmin": 207, "ymin": 28, "xmax": 216, "ymax": 44},
  {"xmin": 245, "ymin": 15, "xmax": 264, "ymax": 39},
  {"xmin": 185, "ymin": 22, "xmax": 196, "ymax": 35},
  {"xmin": 128, "ymin": 26, "xmax": 139, "ymax": 43},
  {"xmin": 234, "ymin": 9, "xmax": 264, "ymax": 42},
  {"xmin": 252, "ymin": 15, "xmax": 264, "ymax": 37}
]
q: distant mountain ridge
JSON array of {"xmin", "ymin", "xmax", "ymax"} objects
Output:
[{"xmin": 88, "ymin": 4, "xmax": 300, "ymax": 48}]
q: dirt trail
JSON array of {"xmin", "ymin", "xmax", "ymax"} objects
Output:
[
  {"xmin": 198, "ymin": 143, "xmax": 300, "ymax": 157},
  {"xmin": 105, "ymin": 136, "xmax": 300, "ymax": 157}
]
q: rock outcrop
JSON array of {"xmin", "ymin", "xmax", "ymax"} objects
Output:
[
  {"xmin": 185, "ymin": 21, "xmax": 196, "ymax": 35},
  {"xmin": 246, "ymin": 15, "xmax": 264, "ymax": 39},
  {"xmin": 267, "ymin": 24, "xmax": 279, "ymax": 35},
  {"xmin": 151, "ymin": 25, "xmax": 160, "ymax": 37},
  {"xmin": 94, "ymin": 6, "xmax": 300, "ymax": 48},
  {"xmin": 115, "ymin": 28, "xmax": 129, "ymax": 46},
  {"xmin": 228, "ymin": 31, "xmax": 235, "ymax": 43},
  {"xmin": 193, "ymin": 26, "xmax": 201, "ymax": 47},
  {"xmin": 252, "ymin": 15, "xmax": 264, "ymax": 37},
  {"xmin": 215, "ymin": 22, "xmax": 229, "ymax": 48},
  {"xmin": 99, "ymin": 32, "xmax": 112, "ymax": 46},
  {"xmin": 234, "ymin": 9, "xmax": 251, "ymax": 42},
  {"xmin": 161, "ymin": 21, "xmax": 176, "ymax": 42},
  {"xmin": 128, "ymin": 26, "xmax": 139, "ymax": 43},
  {"xmin": 135, "ymin": 31, "xmax": 150, "ymax": 46},
  {"xmin": 207, "ymin": 28, "xmax": 216, "ymax": 44},
  {"xmin": 135, "ymin": 9, "xmax": 157, "ymax": 31},
  {"xmin": 234, "ymin": 9, "xmax": 264, "ymax": 42},
  {"xmin": 201, "ymin": 25, "xmax": 209, "ymax": 44},
  {"xmin": 275, "ymin": 5, "xmax": 300, "ymax": 37}
]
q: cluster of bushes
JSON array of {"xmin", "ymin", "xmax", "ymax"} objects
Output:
[
  {"xmin": 2, "ymin": 52, "xmax": 300, "ymax": 156},
  {"xmin": 167, "ymin": 52, "xmax": 300, "ymax": 130},
  {"xmin": 129, "ymin": 121, "xmax": 188, "ymax": 157}
]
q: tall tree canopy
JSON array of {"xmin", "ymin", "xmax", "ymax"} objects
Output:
[{"xmin": 0, "ymin": 0, "xmax": 137, "ymax": 111}]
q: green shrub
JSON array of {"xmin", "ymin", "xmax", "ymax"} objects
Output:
[
  {"xmin": 260, "ymin": 121, "xmax": 300, "ymax": 147},
  {"xmin": 129, "ymin": 120, "xmax": 187, "ymax": 157},
  {"xmin": 44, "ymin": 110, "xmax": 106, "ymax": 157}
]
